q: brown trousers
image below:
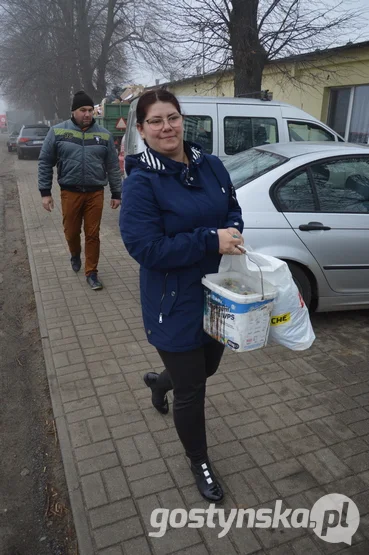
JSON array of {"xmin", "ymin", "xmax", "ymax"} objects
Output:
[{"xmin": 60, "ymin": 189, "xmax": 104, "ymax": 276}]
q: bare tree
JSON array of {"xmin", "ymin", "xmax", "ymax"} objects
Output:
[
  {"xmin": 0, "ymin": 0, "xmax": 173, "ymax": 118},
  {"xmin": 160, "ymin": 0, "xmax": 367, "ymax": 97}
]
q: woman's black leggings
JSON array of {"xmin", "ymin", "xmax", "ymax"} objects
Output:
[{"xmin": 156, "ymin": 338, "xmax": 225, "ymax": 464}]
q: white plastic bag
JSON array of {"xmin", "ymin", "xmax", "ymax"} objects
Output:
[{"xmin": 219, "ymin": 249, "xmax": 315, "ymax": 351}]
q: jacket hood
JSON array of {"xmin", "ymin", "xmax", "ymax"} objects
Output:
[{"xmin": 125, "ymin": 141, "xmax": 204, "ymax": 177}]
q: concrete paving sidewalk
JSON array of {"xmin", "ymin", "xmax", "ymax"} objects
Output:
[{"xmin": 16, "ymin": 158, "xmax": 369, "ymax": 555}]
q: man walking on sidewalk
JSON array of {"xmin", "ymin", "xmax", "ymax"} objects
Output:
[{"xmin": 38, "ymin": 90, "xmax": 122, "ymax": 290}]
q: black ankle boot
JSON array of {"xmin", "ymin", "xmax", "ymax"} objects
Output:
[
  {"xmin": 191, "ymin": 460, "xmax": 224, "ymax": 503},
  {"xmin": 143, "ymin": 372, "xmax": 169, "ymax": 415}
]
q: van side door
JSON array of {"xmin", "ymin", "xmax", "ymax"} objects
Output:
[{"xmin": 217, "ymin": 103, "xmax": 283, "ymax": 159}]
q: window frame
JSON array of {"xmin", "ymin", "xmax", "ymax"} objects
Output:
[
  {"xmin": 223, "ymin": 115, "xmax": 279, "ymax": 156},
  {"xmin": 328, "ymin": 85, "xmax": 369, "ymax": 143},
  {"xmin": 271, "ymin": 154, "xmax": 369, "ymax": 215}
]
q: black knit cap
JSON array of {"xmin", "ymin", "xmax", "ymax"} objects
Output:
[{"xmin": 71, "ymin": 90, "xmax": 94, "ymax": 111}]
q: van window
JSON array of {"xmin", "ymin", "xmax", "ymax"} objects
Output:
[
  {"xmin": 224, "ymin": 117, "xmax": 278, "ymax": 155},
  {"xmin": 183, "ymin": 116, "xmax": 213, "ymax": 153},
  {"xmin": 288, "ymin": 121, "xmax": 335, "ymax": 142}
]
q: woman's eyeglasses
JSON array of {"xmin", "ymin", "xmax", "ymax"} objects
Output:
[{"xmin": 145, "ymin": 114, "xmax": 183, "ymax": 130}]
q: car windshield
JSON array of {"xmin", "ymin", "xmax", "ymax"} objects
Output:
[
  {"xmin": 22, "ymin": 127, "xmax": 49, "ymax": 136},
  {"xmin": 224, "ymin": 148, "xmax": 288, "ymax": 190}
]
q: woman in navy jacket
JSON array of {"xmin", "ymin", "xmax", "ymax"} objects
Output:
[{"xmin": 120, "ymin": 90, "xmax": 244, "ymax": 502}]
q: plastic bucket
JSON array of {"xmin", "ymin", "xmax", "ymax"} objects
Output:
[{"xmin": 202, "ymin": 271, "xmax": 276, "ymax": 352}]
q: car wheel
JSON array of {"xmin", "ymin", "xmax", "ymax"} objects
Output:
[
  {"xmin": 17, "ymin": 150, "xmax": 24, "ymax": 159},
  {"xmin": 7, "ymin": 146, "xmax": 12, "ymax": 152},
  {"xmin": 286, "ymin": 262, "xmax": 312, "ymax": 308}
]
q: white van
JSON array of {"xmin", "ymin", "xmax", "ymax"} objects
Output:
[{"xmin": 122, "ymin": 95, "xmax": 343, "ymax": 162}]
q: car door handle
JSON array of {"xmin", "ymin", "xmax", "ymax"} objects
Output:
[{"xmin": 299, "ymin": 222, "xmax": 331, "ymax": 231}]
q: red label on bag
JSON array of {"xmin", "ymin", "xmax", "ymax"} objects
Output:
[{"xmin": 298, "ymin": 292, "xmax": 305, "ymax": 308}]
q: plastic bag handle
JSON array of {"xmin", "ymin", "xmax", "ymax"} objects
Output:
[{"xmin": 236, "ymin": 245, "xmax": 265, "ymax": 299}]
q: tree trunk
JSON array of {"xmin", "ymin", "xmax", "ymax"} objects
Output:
[
  {"xmin": 75, "ymin": 0, "xmax": 96, "ymax": 98},
  {"xmin": 229, "ymin": 0, "xmax": 267, "ymax": 97}
]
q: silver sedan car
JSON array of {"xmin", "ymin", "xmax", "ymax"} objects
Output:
[{"xmin": 224, "ymin": 142, "xmax": 369, "ymax": 312}]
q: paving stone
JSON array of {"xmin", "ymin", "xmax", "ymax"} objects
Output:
[
  {"xmin": 122, "ymin": 536, "xmax": 153, "ymax": 555},
  {"xmin": 345, "ymin": 452, "xmax": 369, "ymax": 473},
  {"xmin": 349, "ymin": 419, "xmax": 369, "ymax": 436},
  {"xmin": 272, "ymin": 403, "xmax": 302, "ymax": 426},
  {"xmin": 297, "ymin": 452, "xmax": 335, "ymax": 485},
  {"xmin": 242, "ymin": 437, "xmax": 275, "ymax": 466},
  {"xmin": 314, "ymin": 447, "xmax": 352, "ymax": 478},
  {"xmin": 259, "ymin": 432, "xmax": 293, "ymax": 461},
  {"xmin": 214, "ymin": 452, "xmax": 255, "ymax": 476},
  {"xmin": 78, "ymin": 453, "xmax": 119, "ymax": 476},
  {"xmin": 224, "ymin": 410, "xmax": 260, "ymax": 428},
  {"xmin": 331, "ymin": 438, "xmax": 369, "ymax": 459},
  {"xmin": 126, "ymin": 458, "xmax": 167, "ymax": 482},
  {"xmin": 242, "ymin": 467, "xmax": 278, "ymax": 503},
  {"xmin": 223, "ymin": 473, "xmax": 258, "ymax": 506},
  {"xmin": 240, "ymin": 384, "xmax": 273, "ymax": 399},
  {"xmin": 130, "ymin": 472, "xmax": 175, "ymax": 498},
  {"xmin": 325, "ymin": 475, "xmax": 369, "ymax": 497},
  {"xmin": 87, "ymin": 416, "xmax": 111, "ymax": 442},
  {"xmin": 276, "ymin": 424, "xmax": 313, "ymax": 444},
  {"xmin": 90, "ymin": 499, "xmax": 137, "ymax": 528},
  {"xmin": 291, "ymin": 536, "xmax": 324, "ymax": 555},
  {"xmin": 64, "ymin": 396, "xmax": 99, "ymax": 414},
  {"xmin": 232, "ymin": 419, "xmax": 270, "ymax": 439},
  {"xmin": 249, "ymin": 393, "xmax": 282, "ymax": 409},
  {"xmin": 69, "ymin": 420, "xmax": 91, "ymax": 448},
  {"xmin": 75, "ymin": 439, "xmax": 115, "ymax": 461},
  {"xmin": 286, "ymin": 434, "xmax": 326, "ymax": 456},
  {"xmin": 111, "ymin": 420, "xmax": 149, "ymax": 440},
  {"xmin": 102, "ymin": 467, "xmax": 130, "ymax": 502},
  {"xmin": 263, "ymin": 458, "xmax": 304, "ymax": 481},
  {"xmin": 255, "ymin": 406, "xmax": 286, "ymax": 430},
  {"xmin": 66, "ymin": 405, "xmax": 102, "ymax": 423},
  {"xmin": 207, "ymin": 416, "xmax": 236, "ymax": 442},
  {"xmin": 81, "ymin": 473, "xmax": 108, "ymax": 509},
  {"xmin": 94, "ymin": 517, "xmax": 143, "ymax": 550},
  {"xmin": 98, "ymin": 546, "xmax": 123, "ymax": 555},
  {"xmin": 268, "ymin": 379, "xmax": 310, "ymax": 401}
]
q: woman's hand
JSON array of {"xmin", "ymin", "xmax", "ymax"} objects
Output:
[
  {"xmin": 217, "ymin": 228, "xmax": 243, "ymax": 255},
  {"xmin": 227, "ymin": 227, "xmax": 244, "ymax": 245}
]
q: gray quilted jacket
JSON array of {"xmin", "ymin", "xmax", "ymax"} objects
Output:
[{"xmin": 38, "ymin": 118, "xmax": 121, "ymax": 199}]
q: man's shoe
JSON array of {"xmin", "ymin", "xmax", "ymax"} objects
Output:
[
  {"xmin": 86, "ymin": 273, "xmax": 103, "ymax": 290},
  {"xmin": 191, "ymin": 460, "xmax": 224, "ymax": 503},
  {"xmin": 70, "ymin": 254, "xmax": 81, "ymax": 272},
  {"xmin": 143, "ymin": 372, "xmax": 169, "ymax": 414}
]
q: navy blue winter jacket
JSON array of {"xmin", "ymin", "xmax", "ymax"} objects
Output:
[{"xmin": 120, "ymin": 142, "xmax": 244, "ymax": 352}]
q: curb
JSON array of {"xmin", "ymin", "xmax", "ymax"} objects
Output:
[{"xmin": 17, "ymin": 181, "xmax": 95, "ymax": 555}]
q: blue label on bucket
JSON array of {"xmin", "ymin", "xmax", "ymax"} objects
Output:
[{"xmin": 204, "ymin": 288, "xmax": 273, "ymax": 314}]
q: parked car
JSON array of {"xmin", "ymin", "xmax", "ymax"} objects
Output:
[
  {"xmin": 123, "ymin": 95, "xmax": 344, "ymax": 162},
  {"xmin": 223, "ymin": 142, "xmax": 369, "ymax": 312},
  {"xmin": 16, "ymin": 124, "xmax": 50, "ymax": 159},
  {"xmin": 7, "ymin": 131, "xmax": 19, "ymax": 152}
]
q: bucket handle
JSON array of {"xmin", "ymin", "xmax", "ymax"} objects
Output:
[{"xmin": 236, "ymin": 245, "xmax": 265, "ymax": 300}]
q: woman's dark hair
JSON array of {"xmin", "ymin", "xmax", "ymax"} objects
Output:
[{"xmin": 136, "ymin": 89, "xmax": 181, "ymax": 125}]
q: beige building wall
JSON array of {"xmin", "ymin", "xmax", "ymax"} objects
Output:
[{"xmin": 167, "ymin": 45, "xmax": 369, "ymax": 123}]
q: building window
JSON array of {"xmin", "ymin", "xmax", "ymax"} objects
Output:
[{"xmin": 328, "ymin": 85, "xmax": 369, "ymax": 143}]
